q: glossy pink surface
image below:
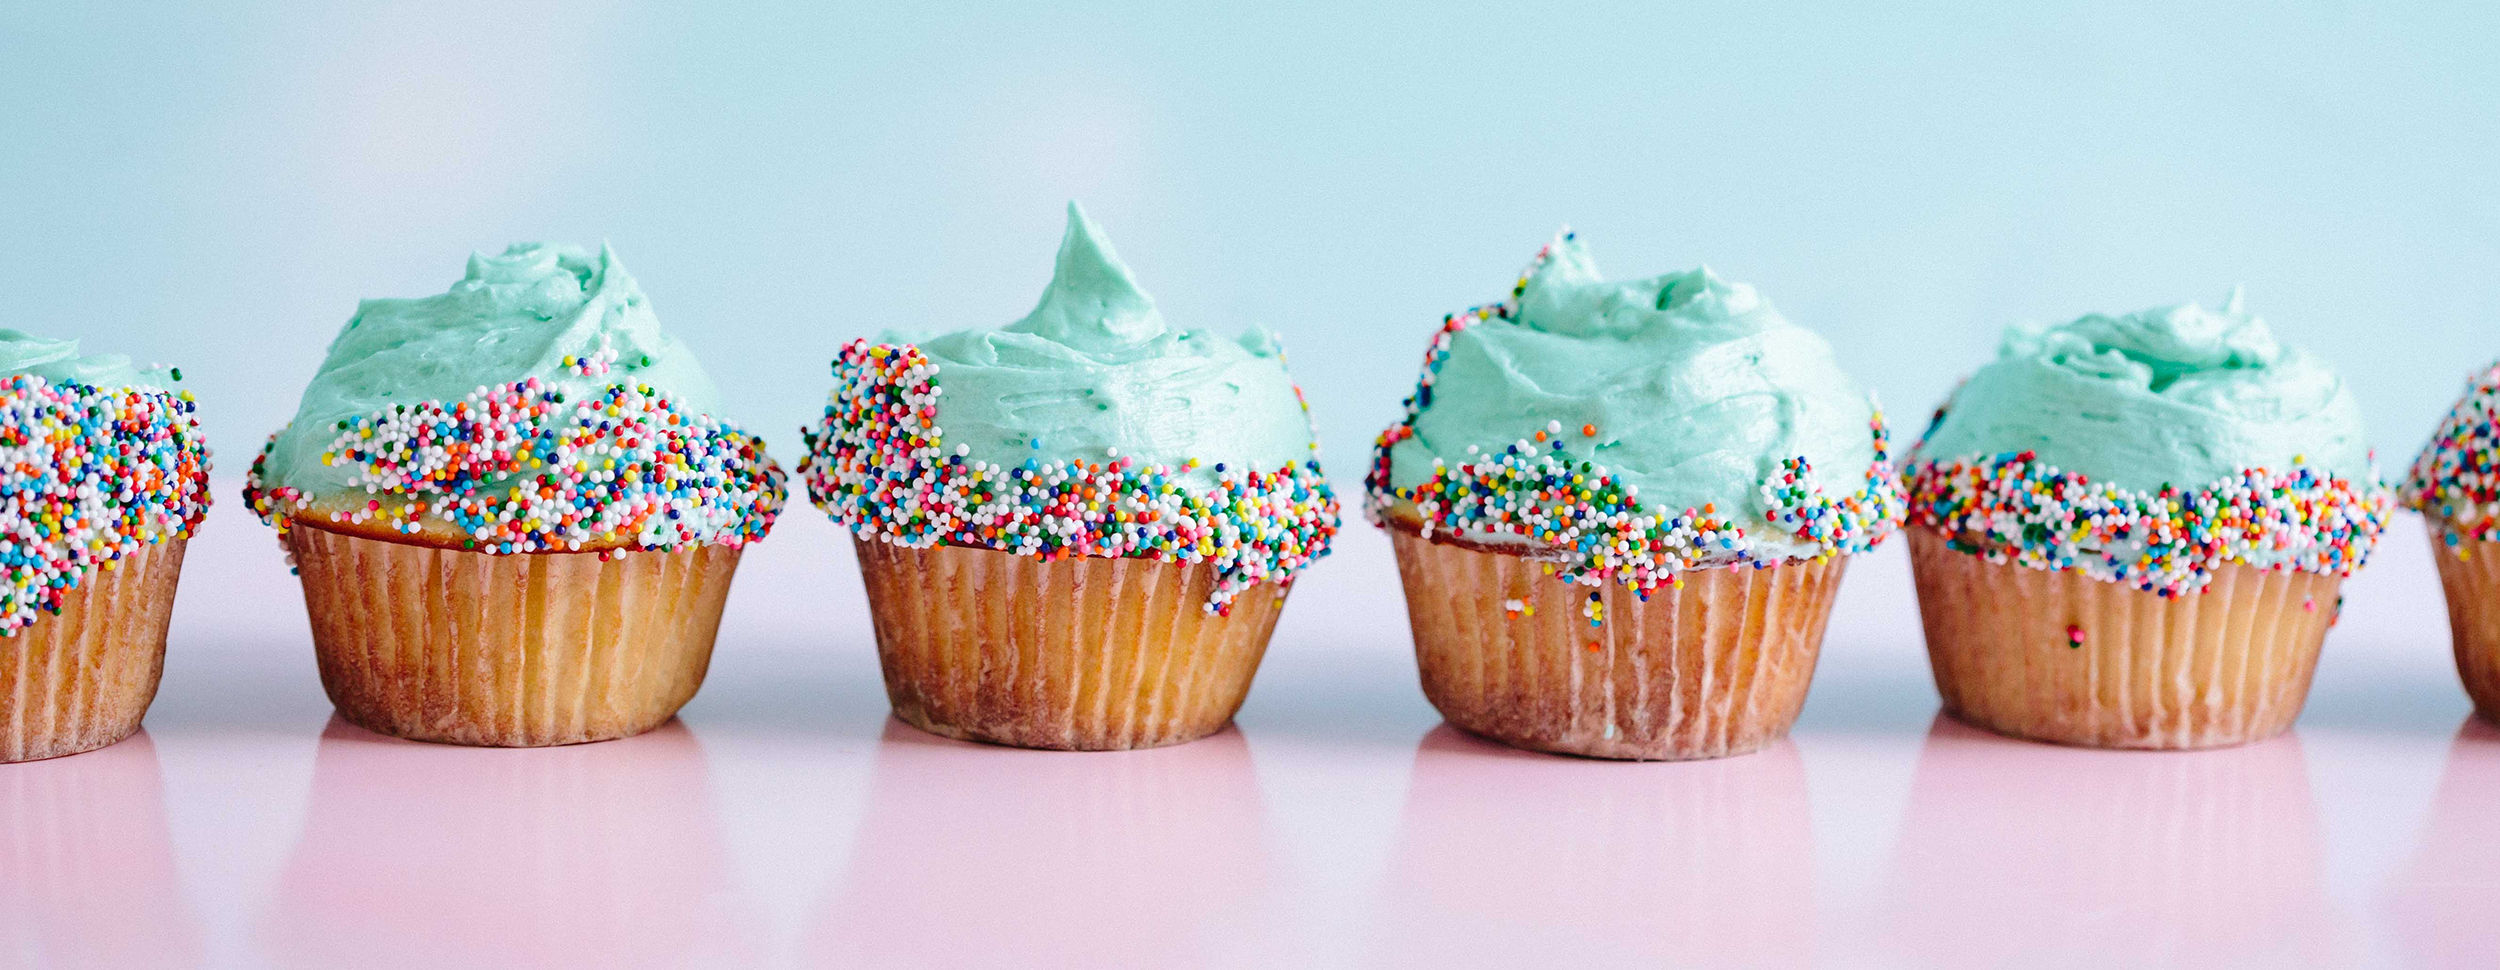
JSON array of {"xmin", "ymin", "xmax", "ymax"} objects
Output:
[{"xmin": 2, "ymin": 508, "xmax": 2494, "ymax": 968}]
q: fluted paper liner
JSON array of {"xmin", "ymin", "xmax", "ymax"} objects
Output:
[
  {"xmin": 1908, "ymin": 526, "xmax": 2338, "ymax": 750},
  {"xmin": 287, "ymin": 522, "xmax": 741, "ymax": 747},
  {"xmin": 854, "ymin": 538, "xmax": 1287, "ymax": 751},
  {"xmin": 0, "ymin": 540, "xmax": 186, "ymax": 762},
  {"xmin": 1387, "ymin": 524, "xmax": 1845, "ymax": 761},
  {"xmin": 2429, "ymin": 522, "xmax": 2500, "ymax": 722}
]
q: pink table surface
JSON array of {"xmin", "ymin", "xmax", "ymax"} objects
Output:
[{"xmin": 3, "ymin": 488, "xmax": 2492, "ymax": 969}]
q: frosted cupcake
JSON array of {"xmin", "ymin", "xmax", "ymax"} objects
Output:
[
  {"xmin": 1907, "ymin": 291, "xmax": 2392, "ymax": 749},
  {"xmin": 2404, "ymin": 361, "xmax": 2500, "ymax": 721},
  {"xmin": 244, "ymin": 244, "xmax": 785, "ymax": 747},
  {"xmin": 803, "ymin": 203, "xmax": 1338, "ymax": 751},
  {"xmin": 1367, "ymin": 233, "xmax": 1902, "ymax": 761},
  {"xmin": 0, "ymin": 332, "xmax": 210, "ymax": 762}
]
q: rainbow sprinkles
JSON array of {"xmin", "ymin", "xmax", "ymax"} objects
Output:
[
  {"xmin": 243, "ymin": 377, "xmax": 785, "ymax": 558},
  {"xmin": 799, "ymin": 339, "xmax": 1340, "ymax": 615},
  {"xmin": 0, "ymin": 374, "xmax": 211, "ymax": 635},
  {"xmin": 1364, "ymin": 234, "xmax": 1906, "ymax": 595},
  {"xmin": 2404, "ymin": 361, "xmax": 2500, "ymax": 550},
  {"xmin": 1906, "ymin": 412, "xmax": 2393, "ymax": 599}
]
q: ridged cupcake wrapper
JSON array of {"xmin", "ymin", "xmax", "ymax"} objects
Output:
[
  {"xmin": 287, "ymin": 523, "xmax": 741, "ymax": 747},
  {"xmin": 2428, "ymin": 521, "xmax": 2500, "ymax": 722},
  {"xmin": 1908, "ymin": 526, "xmax": 2338, "ymax": 750},
  {"xmin": 1, "ymin": 539, "xmax": 186, "ymax": 763},
  {"xmin": 1387, "ymin": 525, "xmax": 1845, "ymax": 761},
  {"xmin": 854, "ymin": 538, "xmax": 1287, "ymax": 751}
]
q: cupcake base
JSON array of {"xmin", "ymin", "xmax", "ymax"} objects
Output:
[
  {"xmin": 1908, "ymin": 527, "xmax": 2338, "ymax": 750},
  {"xmin": 2428, "ymin": 522, "xmax": 2500, "ymax": 723},
  {"xmin": 0, "ymin": 540, "xmax": 187, "ymax": 763},
  {"xmin": 287, "ymin": 521, "xmax": 741, "ymax": 747},
  {"xmin": 854, "ymin": 538, "xmax": 1286, "ymax": 751},
  {"xmin": 1387, "ymin": 523, "xmax": 1845, "ymax": 761}
]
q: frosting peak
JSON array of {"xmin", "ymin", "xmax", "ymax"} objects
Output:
[
  {"xmin": 2014, "ymin": 288, "xmax": 2283, "ymax": 393},
  {"xmin": 899, "ymin": 204, "xmax": 1320, "ymax": 484},
  {"xmin": 1371, "ymin": 232, "xmax": 1902, "ymax": 581},
  {"xmin": 1510, "ymin": 236, "xmax": 1771, "ymax": 340},
  {"xmin": 801, "ymin": 203, "xmax": 1338, "ymax": 611},
  {"xmin": 1006, "ymin": 202, "xmax": 1163, "ymax": 352},
  {"xmin": 246, "ymin": 242, "xmax": 784, "ymax": 554},
  {"xmin": 323, "ymin": 242, "xmax": 692, "ymax": 398},
  {"xmin": 1914, "ymin": 291, "xmax": 2370, "ymax": 492},
  {"xmin": 0, "ymin": 329, "xmax": 176, "ymax": 390}
]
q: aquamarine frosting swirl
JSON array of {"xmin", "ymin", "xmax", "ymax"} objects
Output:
[
  {"xmin": 897, "ymin": 202, "xmax": 1319, "ymax": 483},
  {"xmin": 0, "ymin": 329, "xmax": 176, "ymax": 390},
  {"xmin": 1912, "ymin": 290, "xmax": 2374, "ymax": 491},
  {"xmin": 256, "ymin": 243, "xmax": 728, "ymax": 501},
  {"xmin": 1382, "ymin": 235, "xmax": 1886, "ymax": 562}
]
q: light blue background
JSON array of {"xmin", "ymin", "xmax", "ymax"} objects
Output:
[{"xmin": 4, "ymin": 2, "xmax": 2495, "ymax": 481}]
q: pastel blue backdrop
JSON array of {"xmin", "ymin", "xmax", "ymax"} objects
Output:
[{"xmin": 5, "ymin": 2, "xmax": 2495, "ymax": 481}]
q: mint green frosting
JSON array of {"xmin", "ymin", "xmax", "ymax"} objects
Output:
[
  {"xmin": 899, "ymin": 202, "xmax": 1318, "ymax": 482},
  {"xmin": 0, "ymin": 329, "xmax": 175, "ymax": 390},
  {"xmin": 1913, "ymin": 290, "xmax": 2374, "ymax": 491},
  {"xmin": 1385, "ymin": 236, "xmax": 1883, "ymax": 559},
  {"xmin": 258, "ymin": 243, "xmax": 728, "ymax": 500}
]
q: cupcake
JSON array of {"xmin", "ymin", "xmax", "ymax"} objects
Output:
[
  {"xmin": 0, "ymin": 331, "xmax": 210, "ymax": 762},
  {"xmin": 2403, "ymin": 361, "xmax": 2500, "ymax": 721},
  {"xmin": 1906, "ymin": 291, "xmax": 2392, "ymax": 749},
  {"xmin": 802, "ymin": 203, "xmax": 1338, "ymax": 751},
  {"xmin": 244, "ymin": 244, "xmax": 785, "ymax": 747},
  {"xmin": 1366, "ymin": 232, "xmax": 1903, "ymax": 761}
]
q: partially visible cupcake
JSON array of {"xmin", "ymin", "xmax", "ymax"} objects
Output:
[
  {"xmin": 1368, "ymin": 232, "xmax": 1902, "ymax": 761},
  {"xmin": 0, "ymin": 331, "xmax": 210, "ymax": 762},
  {"xmin": 1907, "ymin": 291, "xmax": 2392, "ymax": 749},
  {"xmin": 244, "ymin": 244, "xmax": 785, "ymax": 747},
  {"xmin": 2403, "ymin": 361, "xmax": 2500, "ymax": 721},
  {"xmin": 802, "ymin": 203, "xmax": 1338, "ymax": 751}
]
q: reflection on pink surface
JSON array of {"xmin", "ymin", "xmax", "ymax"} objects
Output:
[
  {"xmin": 1371, "ymin": 726, "xmax": 1815, "ymax": 970},
  {"xmin": 2384, "ymin": 718, "xmax": 2500, "ymax": 969},
  {"xmin": 1882, "ymin": 717, "xmax": 2347, "ymax": 968},
  {"xmin": 808, "ymin": 719, "xmax": 1276, "ymax": 969},
  {"xmin": 257, "ymin": 718, "xmax": 753, "ymax": 969},
  {"xmin": 0, "ymin": 732, "xmax": 202, "ymax": 970}
]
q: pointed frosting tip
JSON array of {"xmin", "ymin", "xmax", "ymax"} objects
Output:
[
  {"xmin": 1009, "ymin": 202, "xmax": 1163, "ymax": 347},
  {"xmin": 1528, "ymin": 228, "xmax": 1602, "ymax": 289},
  {"xmin": 2223, "ymin": 284, "xmax": 2247, "ymax": 315},
  {"xmin": 1054, "ymin": 200, "xmax": 1135, "ymax": 289}
]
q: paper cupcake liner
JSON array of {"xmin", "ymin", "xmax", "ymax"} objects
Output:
[
  {"xmin": 2428, "ymin": 521, "xmax": 2500, "ymax": 722},
  {"xmin": 1386, "ymin": 524, "xmax": 1846, "ymax": 761},
  {"xmin": 0, "ymin": 539, "xmax": 187, "ymax": 763},
  {"xmin": 287, "ymin": 522, "xmax": 741, "ymax": 747},
  {"xmin": 854, "ymin": 538, "xmax": 1287, "ymax": 751},
  {"xmin": 1908, "ymin": 526, "xmax": 2338, "ymax": 750}
]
